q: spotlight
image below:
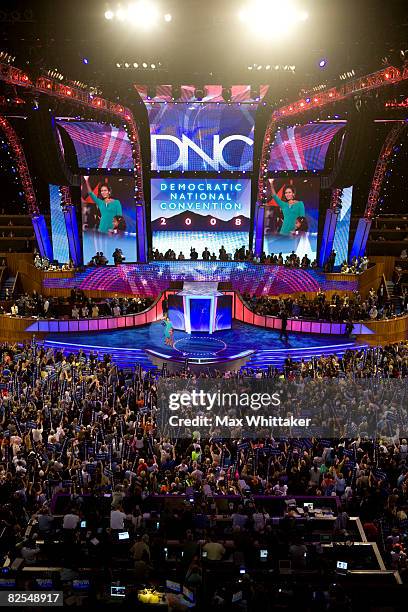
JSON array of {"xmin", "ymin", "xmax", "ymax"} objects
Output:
[
  {"xmin": 142, "ymin": 62, "xmax": 148, "ymax": 68},
  {"xmin": 151, "ymin": 63, "xmax": 156, "ymax": 69},
  {"xmin": 116, "ymin": 62, "xmax": 121, "ymax": 68},
  {"xmin": 105, "ymin": 10, "xmax": 114, "ymax": 20},
  {"xmin": 238, "ymin": 1, "xmax": 310, "ymax": 35},
  {"xmin": 318, "ymin": 58, "xmax": 327, "ymax": 68},
  {"xmin": 265, "ymin": 64, "xmax": 271, "ymax": 70},
  {"xmin": 247, "ymin": 66, "xmax": 253, "ymax": 70},
  {"xmin": 257, "ymin": 65, "xmax": 262, "ymax": 70},
  {"xmin": 128, "ymin": 1, "xmax": 159, "ymax": 29},
  {"xmin": 82, "ymin": 58, "xmax": 89, "ymax": 65},
  {"xmin": 124, "ymin": 62, "xmax": 130, "ymax": 68},
  {"xmin": 133, "ymin": 62, "xmax": 139, "ymax": 68},
  {"xmin": 164, "ymin": 13, "xmax": 172, "ymax": 22}
]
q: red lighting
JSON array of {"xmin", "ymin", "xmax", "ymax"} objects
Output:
[
  {"xmin": 66, "ymin": 89, "xmax": 72, "ymax": 96},
  {"xmin": 289, "ymin": 106, "xmax": 293, "ymax": 111},
  {"xmin": 385, "ymin": 73, "xmax": 390, "ymax": 79},
  {"xmin": 328, "ymin": 92, "xmax": 333, "ymax": 98},
  {"xmin": 300, "ymin": 102, "xmax": 304, "ymax": 107},
  {"xmin": 0, "ymin": 113, "xmax": 39, "ymax": 215},
  {"xmin": 313, "ymin": 97, "xmax": 319, "ymax": 102}
]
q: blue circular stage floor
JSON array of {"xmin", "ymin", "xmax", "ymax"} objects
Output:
[{"xmin": 44, "ymin": 321, "xmax": 367, "ymax": 370}]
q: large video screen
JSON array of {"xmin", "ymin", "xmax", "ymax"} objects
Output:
[
  {"xmin": 147, "ymin": 103, "xmax": 256, "ymax": 171},
  {"xmin": 151, "ymin": 178, "xmax": 251, "ymax": 258},
  {"xmin": 81, "ymin": 176, "xmax": 137, "ymax": 264},
  {"xmin": 49, "ymin": 185, "xmax": 70, "ymax": 263},
  {"xmin": 263, "ymin": 177, "xmax": 320, "ymax": 260},
  {"xmin": 58, "ymin": 121, "xmax": 133, "ymax": 170},
  {"xmin": 333, "ymin": 187, "xmax": 353, "ymax": 265},
  {"xmin": 268, "ymin": 122, "xmax": 346, "ymax": 171}
]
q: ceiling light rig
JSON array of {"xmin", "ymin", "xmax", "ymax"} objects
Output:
[
  {"xmin": 339, "ymin": 69, "xmax": 356, "ymax": 81},
  {"xmin": 104, "ymin": 3, "xmax": 172, "ymax": 29},
  {"xmin": 115, "ymin": 61, "xmax": 163, "ymax": 70},
  {"xmin": 0, "ymin": 51, "xmax": 15, "ymax": 64},
  {"xmin": 46, "ymin": 69, "xmax": 64, "ymax": 81},
  {"xmin": 247, "ymin": 64, "xmax": 296, "ymax": 73}
]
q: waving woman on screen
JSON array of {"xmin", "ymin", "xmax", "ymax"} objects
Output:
[
  {"xmin": 84, "ymin": 177, "xmax": 123, "ymax": 234},
  {"xmin": 268, "ymin": 178, "xmax": 305, "ymax": 234}
]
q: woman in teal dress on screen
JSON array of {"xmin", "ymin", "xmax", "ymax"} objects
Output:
[
  {"xmin": 84, "ymin": 177, "xmax": 123, "ymax": 233},
  {"xmin": 268, "ymin": 178, "xmax": 305, "ymax": 234}
]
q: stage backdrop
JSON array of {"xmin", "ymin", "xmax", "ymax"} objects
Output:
[
  {"xmin": 57, "ymin": 120, "xmax": 133, "ymax": 170},
  {"xmin": 263, "ymin": 177, "xmax": 320, "ymax": 260},
  {"xmin": 151, "ymin": 177, "xmax": 251, "ymax": 257},
  {"xmin": 81, "ymin": 175, "xmax": 137, "ymax": 264},
  {"xmin": 147, "ymin": 102, "xmax": 256, "ymax": 172},
  {"xmin": 268, "ymin": 122, "xmax": 346, "ymax": 171}
]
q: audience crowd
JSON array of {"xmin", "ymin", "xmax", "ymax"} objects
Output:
[
  {"xmin": 244, "ymin": 286, "xmax": 407, "ymax": 322},
  {"xmin": 2, "ymin": 290, "xmax": 153, "ymax": 319},
  {"xmin": 0, "ymin": 340, "xmax": 407, "ymax": 601}
]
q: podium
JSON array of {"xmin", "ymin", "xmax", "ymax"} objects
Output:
[{"xmin": 168, "ymin": 282, "xmax": 232, "ymax": 334}]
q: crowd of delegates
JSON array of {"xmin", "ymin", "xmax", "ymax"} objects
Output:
[
  {"xmin": 0, "ymin": 340, "xmax": 408, "ymax": 595},
  {"xmin": 150, "ymin": 247, "xmax": 369, "ymax": 272},
  {"xmin": 244, "ymin": 286, "xmax": 406, "ymax": 322},
  {"xmin": 6, "ymin": 286, "xmax": 402, "ymax": 325},
  {"xmin": 3, "ymin": 290, "xmax": 153, "ymax": 319}
]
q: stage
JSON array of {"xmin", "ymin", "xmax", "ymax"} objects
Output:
[{"xmin": 43, "ymin": 321, "xmax": 367, "ymax": 370}]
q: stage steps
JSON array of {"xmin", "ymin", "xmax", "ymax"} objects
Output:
[
  {"xmin": 43, "ymin": 339, "xmax": 368, "ymax": 372},
  {"xmin": 0, "ymin": 275, "xmax": 17, "ymax": 300},
  {"xmin": 244, "ymin": 342, "xmax": 368, "ymax": 370},
  {"xmin": 42, "ymin": 341, "xmax": 156, "ymax": 372}
]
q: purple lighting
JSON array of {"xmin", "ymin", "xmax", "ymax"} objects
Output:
[{"xmin": 319, "ymin": 58, "xmax": 327, "ymax": 68}]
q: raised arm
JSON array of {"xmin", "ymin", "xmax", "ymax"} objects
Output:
[
  {"xmin": 83, "ymin": 176, "xmax": 92, "ymax": 193},
  {"xmin": 268, "ymin": 178, "xmax": 276, "ymax": 196},
  {"xmin": 268, "ymin": 178, "xmax": 285, "ymax": 207}
]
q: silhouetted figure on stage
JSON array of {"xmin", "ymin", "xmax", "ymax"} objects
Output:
[{"xmin": 279, "ymin": 309, "xmax": 288, "ymax": 340}]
